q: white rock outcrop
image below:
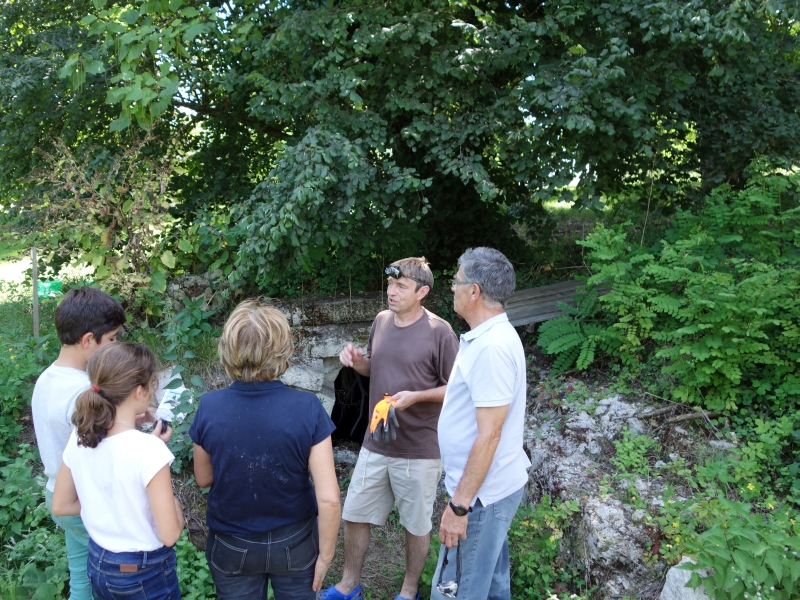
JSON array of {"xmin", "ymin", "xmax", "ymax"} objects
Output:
[{"xmin": 659, "ymin": 557, "xmax": 711, "ymax": 600}]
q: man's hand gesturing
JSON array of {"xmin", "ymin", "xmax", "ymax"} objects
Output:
[
  {"xmin": 339, "ymin": 343, "xmax": 370, "ymax": 377},
  {"xmin": 339, "ymin": 343, "xmax": 362, "ymax": 367}
]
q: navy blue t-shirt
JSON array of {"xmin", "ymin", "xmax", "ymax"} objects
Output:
[{"xmin": 189, "ymin": 380, "xmax": 336, "ymax": 537}]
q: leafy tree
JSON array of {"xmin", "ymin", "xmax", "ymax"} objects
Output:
[
  {"xmin": 4, "ymin": 0, "xmax": 799, "ymax": 290},
  {"xmin": 0, "ymin": 0, "xmax": 115, "ymax": 207}
]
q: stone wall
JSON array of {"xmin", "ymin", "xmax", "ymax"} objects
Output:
[{"xmin": 275, "ymin": 294, "xmax": 383, "ymax": 413}]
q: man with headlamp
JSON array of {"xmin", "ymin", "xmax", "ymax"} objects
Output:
[{"xmin": 322, "ymin": 257, "xmax": 458, "ymax": 600}]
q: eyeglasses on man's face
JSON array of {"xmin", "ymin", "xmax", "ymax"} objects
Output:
[{"xmin": 450, "ymin": 277, "xmax": 472, "ymax": 288}]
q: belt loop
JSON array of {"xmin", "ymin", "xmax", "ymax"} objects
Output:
[
  {"xmin": 142, "ymin": 551, "xmax": 148, "ymax": 568},
  {"xmin": 406, "ymin": 458, "xmax": 410, "ymax": 478}
]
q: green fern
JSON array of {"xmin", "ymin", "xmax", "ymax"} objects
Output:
[{"xmin": 536, "ymin": 291, "xmax": 618, "ymax": 373}]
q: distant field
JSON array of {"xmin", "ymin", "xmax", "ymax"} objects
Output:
[{"xmin": 0, "ymin": 257, "xmax": 28, "ymax": 285}]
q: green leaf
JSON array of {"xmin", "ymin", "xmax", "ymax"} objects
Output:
[
  {"xmin": 83, "ymin": 59, "xmax": 105, "ymax": 74},
  {"xmin": 150, "ymin": 271, "xmax": 167, "ymax": 293},
  {"xmin": 120, "ymin": 9, "xmax": 139, "ymax": 25},
  {"xmin": 765, "ymin": 550, "xmax": 783, "ymax": 580},
  {"xmin": 109, "ymin": 114, "xmax": 131, "ymax": 132},
  {"xmin": 163, "ymin": 378, "xmax": 183, "ymax": 389},
  {"xmin": 161, "ymin": 250, "xmax": 176, "ymax": 268},
  {"xmin": 183, "ymin": 23, "xmax": 205, "ymax": 41},
  {"xmin": 190, "ymin": 375, "xmax": 205, "ymax": 388},
  {"xmin": 178, "ymin": 239, "xmax": 193, "ymax": 252},
  {"xmin": 569, "ymin": 44, "xmax": 587, "ymax": 55}
]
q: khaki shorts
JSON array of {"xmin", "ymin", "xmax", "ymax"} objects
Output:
[{"xmin": 342, "ymin": 447, "xmax": 442, "ymax": 537}]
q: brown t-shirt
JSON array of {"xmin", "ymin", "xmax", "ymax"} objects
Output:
[{"xmin": 362, "ymin": 309, "xmax": 459, "ymax": 459}]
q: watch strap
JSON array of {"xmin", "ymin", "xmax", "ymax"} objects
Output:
[{"xmin": 448, "ymin": 500, "xmax": 472, "ymax": 516}]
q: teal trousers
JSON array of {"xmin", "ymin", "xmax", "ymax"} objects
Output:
[{"xmin": 45, "ymin": 490, "xmax": 97, "ymax": 600}]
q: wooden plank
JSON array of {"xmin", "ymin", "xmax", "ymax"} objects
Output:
[{"xmin": 506, "ymin": 279, "xmax": 600, "ymax": 328}]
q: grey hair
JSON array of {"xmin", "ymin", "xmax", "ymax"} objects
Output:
[{"xmin": 457, "ymin": 247, "xmax": 516, "ymax": 308}]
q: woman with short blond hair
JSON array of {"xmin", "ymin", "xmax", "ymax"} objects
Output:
[{"xmin": 190, "ymin": 300, "xmax": 340, "ymax": 599}]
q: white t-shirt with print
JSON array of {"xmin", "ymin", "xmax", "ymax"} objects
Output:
[
  {"xmin": 62, "ymin": 429, "xmax": 174, "ymax": 552},
  {"xmin": 32, "ymin": 364, "xmax": 90, "ymax": 492},
  {"xmin": 438, "ymin": 313, "xmax": 531, "ymax": 506}
]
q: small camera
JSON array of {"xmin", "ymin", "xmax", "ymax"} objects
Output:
[{"xmin": 436, "ymin": 581, "xmax": 458, "ymax": 598}]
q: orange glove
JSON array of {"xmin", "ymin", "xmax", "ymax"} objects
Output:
[{"xmin": 369, "ymin": 394, "xmax": 400, "ymax": 442}]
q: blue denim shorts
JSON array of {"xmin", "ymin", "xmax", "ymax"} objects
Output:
[{"xmin": 87, "ymin": 538, "xmax": 180, "ymax": 600}]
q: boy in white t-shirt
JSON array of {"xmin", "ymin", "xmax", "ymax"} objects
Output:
[{"xmin": 32, "ymin": 286, "xmax": 126, "ymax": 600}]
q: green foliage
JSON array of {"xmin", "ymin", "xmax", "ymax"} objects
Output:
[
  {"xmin": 611, "ymin": 428, "xmax": 661, "ymax": 478},
  {"xmin": 21, "ymin": 135, "xmax": 186, "ymax": 312},
  {"xmin": 0, "ymin": 332, "xmax": 58, "ymax": 454},
  {"xmin": 2, "ymin": 519, "xmax": 69, "ymax": 600},
  {"xmin": 541, "ymin": 168, "xmax": 800, "ymax": 420},
  {"xmin": 692, "ymin": 413, "xmax": 800, "ymax": 507},
  {"xmin": 19, "ymin": 0, "xmax": 794, "ymax": 287},
  {"xmin": 682, "ymin": 498, "xmax": 800, "ymax": 600},
  {"xmin": 508, "ymin": 496, "xmax": 587, "ymax": 598},
  {"xmin": 0, "ymin": 446, "xmax": 45, "ymax": 546},
  {"xmin": 175, "ymin": 532, "xmax": 216, "ymax": 599},
  {"xmin": 159, "ymin": 297, "xmax": 217, "ymax": 362},
  {"xmin": 536, "ymin": 289, "xmax": 620, "ymax": 372}
]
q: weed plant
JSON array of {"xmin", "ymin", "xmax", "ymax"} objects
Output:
[
  {"xmin": 175, "ymin": 531, "xmax": 217, "ymax": 599},
  {"xmin": 507, "ymin": 496, "xmax": 590, "ymax": 598}
]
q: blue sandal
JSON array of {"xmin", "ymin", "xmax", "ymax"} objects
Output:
[
  {"xmin": 393, "ymin": 592, "xmax": 421, "ymax": 600},
  {"xmin": 319, "ymin": 584, "xmax": 363, "ymax": 600}
]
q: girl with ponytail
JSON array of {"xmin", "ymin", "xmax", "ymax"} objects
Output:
[{"xmin": 52, "ymin": 342, "xmax": 185, "ymax": 600}]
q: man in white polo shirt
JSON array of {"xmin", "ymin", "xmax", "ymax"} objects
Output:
[{"xmin": 431, "ymin": 247, "xmax": 530, "ymax": 600}]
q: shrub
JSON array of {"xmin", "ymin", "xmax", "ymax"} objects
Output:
[
  {"xmin": 508, "ymin": 496, "xmax": 588, "ymax": 598},
  {"xmin": 0, "ymin": 446, "xmax": 44, "ymax": 546},
  {"xmin": 538, "ymin": 166, "xmax": 800, "ymax": 421},
  {"xmin": 2, "ymin": 520, "xmax": 68, "ymax": 600},
  {"xmin": 682, "ymin": 498, "xmax": 800, "ymax": 600},
  {"xmin": 0, "ymin": 332, "xmax": 58, "ymax": 454}
]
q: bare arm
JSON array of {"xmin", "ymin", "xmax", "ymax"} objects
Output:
[
  {"xmin": 391, "ymin": 384, "xmax": 447, "ymax": 410},
  {"xmin": 52, "ymin": 463, "xmax": 81, "ymax": 516},
  {"xmin": 439, "ymin": 404, "xmax": 509, "ymax": 548},
  {"xmin": 308, "ymin": 436, "xmax": 341, "ymax": 591},
  {"xmin": 193, "ymin": 444, "xmax": 214, "ymax": 488},
  {"xmin": 147, "ymin": 465, "xmax": 185, "ymax": 547},
  {"xmin": 339, "ymin": 343, "xmax": 370, "ymax": 377}
]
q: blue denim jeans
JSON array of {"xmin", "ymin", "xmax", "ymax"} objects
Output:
[
  {"xmin": 430, "ymin": 486, "xmax": 525, "ymax": 600},
  {"xmin": 87, "ymin": 538, "xmax": 180, "ymax": 600},
  {"xmin": 46, "ymin": 490, "xmax": 97, "ymax": 600},
  {"xmin": 206, "ymin": 516, "xmax": 318, "ymax": 600}
]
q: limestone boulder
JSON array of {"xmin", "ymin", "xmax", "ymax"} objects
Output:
[{"xmin": 659, "ymin": 557, "xmax": 711, "ymax": 600}]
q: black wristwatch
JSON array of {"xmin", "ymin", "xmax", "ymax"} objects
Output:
[{"xmin": 448, "ymin": 500, "xmax": 472, "ymax": 517}]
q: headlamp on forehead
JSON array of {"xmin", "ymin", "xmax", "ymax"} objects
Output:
[{"xmin": 385, "ymin": 266, "xmax": 425, "ymax": 286}]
